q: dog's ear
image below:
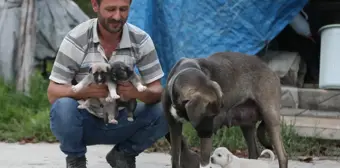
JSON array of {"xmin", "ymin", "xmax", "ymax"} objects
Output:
[
  {"xmin": 106, "ymin": 66, "xmax": 110, "ymax": 73},
  {"xmin": 88, "ymin": 67, "xmax": 93, "ymax": 73},
  {"xmin": 226, "ymin": 153, "xmax": 233, "ymax": 164},
  {"xmin": 184, "ymin": 95, "xmax": 204, "ymax": 127},
  {"xmin": 210, "ymin": 81, "xmax": 224, "ymax": 108}
]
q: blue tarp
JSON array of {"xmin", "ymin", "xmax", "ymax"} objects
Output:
[{"xmin": 128, "ymin": 0, "xmax": 309, "ymax": 84}]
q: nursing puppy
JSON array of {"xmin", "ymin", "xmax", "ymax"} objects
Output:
[
  {"xmin": 210, "ymin": 147, "xmax": 275, "ymax": 168},
  {"xmin": 108, "ymin": 61, "xmax": 147, "ymax": 122},
  {"xmin": 71, "ymin": 62, "xmax": 119, "ymax": 124},
  {"xmin": 162, "ymin": 52, "xmax": 288, "ymax": 168}
]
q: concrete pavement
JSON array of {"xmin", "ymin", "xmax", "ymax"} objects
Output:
[{"xmin": 0, "ymin": 142, "xmax": 339, "ymax": 168}]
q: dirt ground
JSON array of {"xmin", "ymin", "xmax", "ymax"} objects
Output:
[{"xmin": 0, "ymin": 143, "xmax": 339, "ymax": 168}]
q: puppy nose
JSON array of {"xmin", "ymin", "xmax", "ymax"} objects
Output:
[{"xmin": 210, "ymin": 157, "xmax": 214, "ymax": 163}]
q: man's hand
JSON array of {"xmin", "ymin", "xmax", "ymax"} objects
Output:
[{"xmin": 117, "ymin": 82, "xmax": 140, "ymax": 99}]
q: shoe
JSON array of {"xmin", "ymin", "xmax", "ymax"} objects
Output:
[
  {"xmin": 106, "ymin": 147, "xmax": 136, "ymax": 168},
  {"xmin": 66, "ymin": 156, "xmax": 87, "ymax": 168}
]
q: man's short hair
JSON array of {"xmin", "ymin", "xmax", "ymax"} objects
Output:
[{"xmin": 96, "ymin": 0, "xmax": 132, "ymax": 5}]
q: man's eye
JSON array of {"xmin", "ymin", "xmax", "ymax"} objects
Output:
[{"xmin": 120, "ymin": 7, "xmax": 128, "ymax": 12}]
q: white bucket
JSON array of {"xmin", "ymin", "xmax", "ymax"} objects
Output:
[{"xmin": 318, "ymin": 24, "xmax": 340, "ymax": 89}]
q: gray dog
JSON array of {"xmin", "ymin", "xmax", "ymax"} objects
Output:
[{"xmin": 162, "ymin": 52, "xmax": 288, "ymax": 168}]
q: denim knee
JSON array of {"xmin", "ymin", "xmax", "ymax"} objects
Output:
[
  {"xmin": 50, "ymin": 97, "xmax": 83, "ymax": 137},
  {"xmin": 136, "ymin": 102, "xmax": 169, "ymax": 134}
]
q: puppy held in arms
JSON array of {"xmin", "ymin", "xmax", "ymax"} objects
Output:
[
  {"xmin": 71, "ymin": 62, "xmax": 146, "ymax": 124},
  {"xmin": 210, "ymin": 147, "xmax": 275, "ymax": 168},
  {"xmin": 71, "ymin": 62, "xmax": 120, "ymax": 124},
  {"xmin": 108, "ymin": 61, "xmax": 147, "ymax": 122}
]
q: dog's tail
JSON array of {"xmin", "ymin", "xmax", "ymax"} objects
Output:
[{"xmin": 260, "ymin": 149, "xmax": 275, "ymax": 161}]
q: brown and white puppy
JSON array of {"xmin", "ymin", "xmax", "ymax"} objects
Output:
[
  {"xmin": 71, "ymin": 62, "xmax": 119, "ymax": 124},
  {"xmin": 210, "ymin": 147, "xmax": 275, "ymax": 168},
  {"xmin": 162, "ymin": 52, "xmax": 288, "ymax": 168},
  {"xmin": 108, "ymin": 61, "xmax": 147, "ymax": 122}
]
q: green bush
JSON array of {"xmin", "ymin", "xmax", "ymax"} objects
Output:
[{"xmin": 0, "ymin": 74, "xmax": 55, "ymax": 143}]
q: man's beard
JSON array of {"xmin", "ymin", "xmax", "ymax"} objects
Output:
[{"xmin": 98, "ymin": 15, "xmax": 126, "ymax": 33}]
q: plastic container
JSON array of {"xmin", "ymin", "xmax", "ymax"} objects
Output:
[{"xmin": 318, "ymin": 24, "xmax": 340, "ymax": 89}]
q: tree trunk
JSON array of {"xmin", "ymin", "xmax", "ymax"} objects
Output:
[{"xmin": 15, "ymin": 0, "xmax": 36, "ymax": 94}]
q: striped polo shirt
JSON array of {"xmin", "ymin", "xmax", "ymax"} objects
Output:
[{"xmin": 49, "ymin": 18, "xmax": 164, "ymax": 118}]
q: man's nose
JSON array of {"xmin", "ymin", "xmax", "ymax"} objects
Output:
[{"xmin": 112, "ymin": 11, "xmax": 121, "ymax": 20}]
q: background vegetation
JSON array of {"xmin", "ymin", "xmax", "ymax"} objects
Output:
[{"xmin": 0, "ymin": 0, "xmax": 339, "ymax": 160}]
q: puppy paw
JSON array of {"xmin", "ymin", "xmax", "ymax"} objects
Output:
[
  {"xmin": 71, "ymin": 85, "xmax": 82, "ymax": 93},
  {"xmin": 136, "ymin": 85, "xmax": 147, "ymax": 92},
  {"xmin": 77, "ymin": 104, "xmax": 88, "ymax": 109},
  {"xmin": 105, "ymin": 96, "xmax": 114, "ymax": 102},
  {"xmin": 127, "ymin": 117, "xmax": 134, "ymax": 122},
  {"xmin": 111, "ymin": 94, "xmax": 120, "ymax": 99},
  {"xmin": 109, "ymin": 119, "xmax": 118, "ymax": 124}
]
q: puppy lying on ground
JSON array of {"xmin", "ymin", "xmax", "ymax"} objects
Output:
[
  {"xmin": 210, "ymin": 147, "xmax": 275, "ymax": 168},
  {"xmin": 72, "ymin": 61, "xmax": 146, "ymax": 124}
]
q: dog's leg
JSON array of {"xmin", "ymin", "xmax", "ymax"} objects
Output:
[
  {"xmin": 72, "ymin": 74, "xmax": 94, "ymax": 92},
  {"xmin": 130, "ymin": 72, "xmax": 147, "ymax": 92},
  {"xmin": 107, "ymin": 81, "xmax": 120, "ymax": 99},
  {"xmin": 200, "ymin": 138, "xmax": 213, "ymax": 167},
  {"xmin": 240, "ymin": 125, "xmax": 260, "ymax": 159},
  {"xmin": 125, "ymin": 99, "xmax": 137, "ymax": 122},
  {"xmin": 78, "ymin": 99, "xmax": 91, "ymax": 109},
  {"xmin": 257, "ymin": 120, "xmax": 273, "ymax": 150},
  {"xmin": 162, "ymin": 91, "xmax": 182, "ymax": 168},
  {"xmin": 107, "ymin": 100, "xmax": 118, "ymax": 124},
  {"xmin": 259, "ymin": 101, "xmax": 288, "ymax": 168}
]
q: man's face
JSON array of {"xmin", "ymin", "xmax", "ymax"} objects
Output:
[{"xmin": 92, "ymin": 0, "xmax": 131, "ymax": 33}]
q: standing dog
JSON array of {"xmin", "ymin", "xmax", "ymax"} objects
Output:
[
  {"xmin": 162, "ymin": 52, "xmax": 288, "ymax": 168},
  {"xmin": 108, "ymin": 61, "xmax": 147, "ymax": 122},
  {"xmin": 210, "ymin": 147, "xmax": 275, "ymax": 168}
]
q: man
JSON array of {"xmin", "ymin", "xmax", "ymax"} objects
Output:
[{"xmin": 47, "ymin": 0, "xmax": 168, "ymax": 168}]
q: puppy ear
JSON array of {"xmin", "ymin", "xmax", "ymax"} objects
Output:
[
  {"xmin": 227, "ymin": 154, "xmax": 233, "ymax": 163},
  {"xmin": 106, "ymin": 66, "xmax": 110, "ymax": 73},
  {"xmin": 210, "ymin": 81, "xmax": 224, "ymax": 108},
  {"xmin": 88, "ymin": 67, "xmax": 93, "ymax": 73}
]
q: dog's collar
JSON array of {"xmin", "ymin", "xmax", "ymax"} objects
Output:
[{"xmin": 168, "ymin": 67, "xmax": 201, "ymax": 106}]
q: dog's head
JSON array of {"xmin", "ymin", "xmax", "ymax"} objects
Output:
[
  {"xmin": 89, "ymin": 63, "xmax": 110, "ymax": 84},
  {"xmin": 183, "ymin": 80, "xmax": 224, "ymax": 128},
  {"xmin": 210, "ymin": 147, "xmax": 233, "ymax": 167},
  {"xmin": 109, "ymin": 61, "xmax": 134, "ymax": 81}
]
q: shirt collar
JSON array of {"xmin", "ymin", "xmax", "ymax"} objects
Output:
[{"xmin": 92, "ymin": 18, "xmax": 132, "ymax": 49}]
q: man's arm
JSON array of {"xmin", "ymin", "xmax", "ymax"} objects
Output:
[
  {"xmin": 47, "ymin": 34, "xmax": 87, "ymax": 104},
  {"xmin": 135, "ymin": 79, "xmax": 163, "ymax": 104},
  {"xmin": 135, "ymin": 35, "xmax": 165, "ymax": 104}
]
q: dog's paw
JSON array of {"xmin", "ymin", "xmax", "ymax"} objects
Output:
[
  {"xmin": 136, "ymin": 85, "xmax": 147, "ymax": 92},
  {"xmin": 105, "ymin": 96, "xmax": 114, "ymax": 102},
  {"xmin": 127, "ymin": 117, "xmax": 134, "ymax": 122},
  {"xmin": 109, "ymin": 119, "xmax": 118, "ymax": 124},
  {"xmin": 71, "ymin": 85, "xmax": 82, "ymax": 93},
  {"xmin": 111, "ymin": 94, "xmax": 120, "ymax": 99},
  {"xmin": 77, "ymin": 104, "xmax": 88, "ymax": 109}
]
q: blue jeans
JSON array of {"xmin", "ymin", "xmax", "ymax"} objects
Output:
[{"xmin": 50, "ymin": 97, "xmax": 169, "ymax": 157}]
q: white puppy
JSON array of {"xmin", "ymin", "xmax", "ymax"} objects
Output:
[{"xmin": 210, "ymin": 147, "xmax": 275, "ymax": 168}]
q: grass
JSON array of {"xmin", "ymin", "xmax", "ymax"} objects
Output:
[{"xmin": 0, "ymin": 73, "xmax": 56, "ymax": 143}]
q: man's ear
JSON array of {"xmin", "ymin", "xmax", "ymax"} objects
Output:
[{"xmin": 91, "ymin": 0, "xmax": 99, "ymax": 12}]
